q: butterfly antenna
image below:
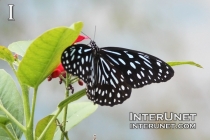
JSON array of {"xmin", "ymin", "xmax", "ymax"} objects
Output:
[
  {"xmin": 81, "ymin": 31, "xmax": 94, "ymax": 46},
  {"xmin": 93, "ymin": 26, "xmax": 96, "ymax": 41},
  {"xmin": 81, "ymin": 31, "xmax": 91, "ymax": 40}
]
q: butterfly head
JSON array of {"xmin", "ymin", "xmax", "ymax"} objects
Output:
[
  {"xmin": 90, "ymin": 40, "xmax": 97, "ymax": 47},
  {"xmin": 89, "ymin": 40, "xmax": 99, "ymax": 55}
]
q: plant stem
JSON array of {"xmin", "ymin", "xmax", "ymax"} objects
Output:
[
  {"xmin": 0, "ymin": 105, "xmax": 26, "ymax": 132},
  {"xmin": 38, "ymin": 108, "xmax": 62, "ymax": 140},
  {"xmin": 27, "ymin": 87, "xmax": 38, "ymax": 140},
  {"xmin": 38, "ymin": 83, "xmax": 86, "ymax": 140},
  {"xmin": 21, "ymin": 84, "xmax": 30, "ymax": 123},
  {"xmin": 59, "ymin": 74, "xmax": 66, "ymax": 84},
  {"xmin": 9, "ymin": 63, "xmax": 16, "ymax": 73},
  {"xmin": 20, "ymin": 83, "xmax": 32, "ymax": 140},
  {"xmin": 56, "ymin": 119, "xmax": 69, "ymax": 140},
  {"xmin": 69, "ymin": 77, "xmax": 79, "ymax": 84},
  {"xmin": 10, "ymin": 60, "xmax": 31, "ymax": 139},
  {"xmin": 61, "ymin": 73, "xmax": 70, "ymax": 140}
]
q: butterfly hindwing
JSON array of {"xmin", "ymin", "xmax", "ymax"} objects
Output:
[{"xmin": 86, "ymin": 57, "xmax": 132, "ymax": 106}]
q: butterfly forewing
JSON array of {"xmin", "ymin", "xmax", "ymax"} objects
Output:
[
  {"xmin": 86, "ymin": 57, "xmax": 132, "ymax": 106},
  {"xmin": 61, "ymin": 44, "xmax": 93, "ymax": 83},
  {"xmin": 101, "ymin": 47, "xmax": 174, "ymax": 88}
]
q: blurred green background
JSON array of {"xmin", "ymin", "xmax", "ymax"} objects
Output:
[{"xmin": 0, "ymin": 0, "xmax": 209, "ymax": 140}]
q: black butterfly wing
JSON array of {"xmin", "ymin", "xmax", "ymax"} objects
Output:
[
  {"xmin": 86, "ymin": 56, "xmax": 132, "ymax": 106},
  {"xmin": 100, "ymin": 47, "xmax": 174, "ymax": 88},
  {"xmin": 61, "ymin": 44, "xmax": 93, "ymax": 83},
  {"xmin": 61, "ymin": 42, "xmax": 174, "ymax": 107}
]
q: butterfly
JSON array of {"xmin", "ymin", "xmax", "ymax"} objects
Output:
[{"xmin": 61, "ymin": 40, "xmax": 174, "ymax": 106}]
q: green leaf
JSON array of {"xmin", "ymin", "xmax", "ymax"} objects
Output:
[
  {"xmin": 17, "ymin": 21, "xmax": 83, "ymax": 87},
  {"xmin": 35, "ymin": 115, "xmax": 56, "ymax": 140},
  {"xmin": 53, "ymin": 102, "xmax": 98, "ymax": 140},
  {"xmin": 0, "ymin": 115, "xmax": 10, "ymax": 125},
  {"xmin": 0, "ymin": 46, "xmax": 14, "ymax": 65},
  {"xmin": 0, "ymin": 69, "xmax": 24, "ymax": 139},
  {"xmin": 167, "ymin": 61, "xmax": 203, "ymax": 68},
  {"xmin": 58, "ymin": 88, "xmax": 86, "ymax": 109},
  {"xmin": 8, "ymin": 40, "xmax": 33, "ymax": 57}
]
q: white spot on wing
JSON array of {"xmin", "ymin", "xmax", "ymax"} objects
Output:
[
  {"xmin": 70, "ymin": 48, "xmax": 76, "ymax": 56},
  {"xmin": 157, "ymin": 61, "xmax": 161, "ymax": 66},
  {"xmin": 111, "ymin": 72, "xmax": 119, "ymax": 84},
  {"xmin": 117, "ymin": 93, "xmax": 120, "ymax": 98},
  {"xmin": 139, "ymin": 55, "xmax": 151, "ymax": 64},
  {"xmin": 81, "ymin": 57, "xmax": 84, "ymax": 64},
  {"xmin": 118, "ymin": 58, "xmax": 126, "ymax": 65},
  {"xmin": 141, "ymin": 71, "xmax": 145, "ymax": 77},
  {"xmin": 110, "ymin": 79, "xmax": 116, "ymax": 88},
  {"xmin": 65, "ymin": 52, "xmax": 68, "ymax": 57},
  {"xmin": 103, "ymin": 49, "xmax": 121, "ymax": 55},
  {"xmin": 109, "ymin": 93, "xmax": 112, "ymax": 98},
  {"xmin": 71, "ymin": 55, "xmax": 75, "ymax": 61},
  {"xmin": 121, "ymin": 85, "xmax": 125, "ymax": 90},
  {"xmin": 79, "ymin": 65, "xmax": 82, "ymax": 71},
  {"xmin": 124, "ymin": 51, "xmax": 134, "ymax": 58},
  {"xmin": 127, "ymin": 70, "xmax": 132, "ymax": 75},
  {"xmin": 84, "ymin": 48, "xmax": 91, "ymax": 52},
  {"xmin": 85, "ymin": 56, "xmax": 88, "ymax": 62},
  {"xmin": 101, "ymin": 58, "xmax": 110, "ymax": 71},
  {"xmin": 78, "ymin": 47, "xmax": 82, "ymax": 54},
  {"xmin": 66, "ymin": 60, "xmax": 69, "ymax": 64},
  {"xmin": 135, "ymin": 61, "xmax": 140, "ymax": 64},
  {"xmin": 149, "ymin": 70, "xmax": 153, "ymax": 75},
  {"xmin": 130, "ymin": 62, "xmax": 136, "ymax": 69},
  {"xmin": 107, "ymin": 54, "xmax": 119, "ymax": 65},
  {"xmin": 137, "ymin": 73, "xmax": 141, "ymax": 79},
  {"xmin": 101, "ymin": 91, "xmax": 104, "ymax": 96},
  {"xmin": 144, "ymin": 61, "xmax": 152, "ymax": 69}
]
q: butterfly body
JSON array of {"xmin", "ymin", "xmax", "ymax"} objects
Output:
[{"xmin": 61, "ymin": 41, "xmax": 174, "ymax": 106}]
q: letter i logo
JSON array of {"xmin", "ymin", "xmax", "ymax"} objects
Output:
[{"xmin": 8, "ymin": 4, "xmax": 15, "ymax": 21}]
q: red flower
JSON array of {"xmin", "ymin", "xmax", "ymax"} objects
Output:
[
  {"xmin": 48, "ymin": 35, "xmax": 87, "ymax": 81},
  {"xmin": 74, "ymin": 35, "xmax": 89, "ymax": 43},
  {"xmin": 48, "ymin": 63, "xmax": 65, "ymax": 81}
]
